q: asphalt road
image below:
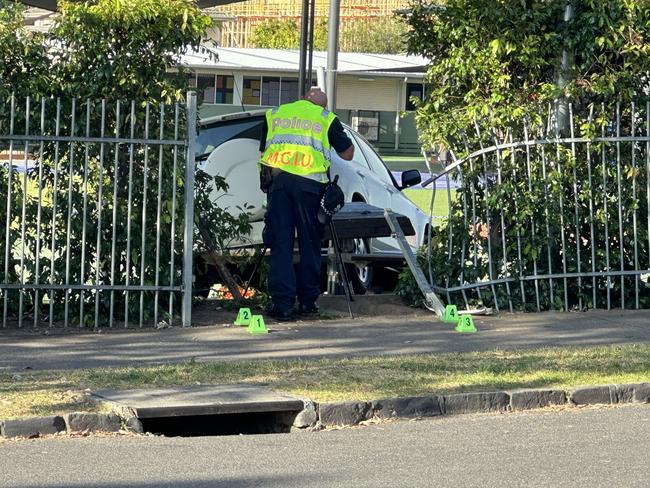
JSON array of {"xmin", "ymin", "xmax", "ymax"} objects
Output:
[{"xmin": 1, "ymin": 404, "xmax": 648, "ymax": 488}]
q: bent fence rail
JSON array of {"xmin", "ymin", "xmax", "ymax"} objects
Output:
[
  {"xmin": 0, "ymin": 93, "xmax": 197, "ymax": 328},
  {"xmin": 427, "ymin": 102, "xmax": 650, "ymax": 313}
]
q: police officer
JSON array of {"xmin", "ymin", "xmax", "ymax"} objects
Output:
[{"xmin": 259, "ymin": 87, "xmax": 354, "ymax": 321}]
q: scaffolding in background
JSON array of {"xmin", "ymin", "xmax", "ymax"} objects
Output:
[{"xmin": 209, "ymin": 0, "xmax": 409, "ymax": 48}]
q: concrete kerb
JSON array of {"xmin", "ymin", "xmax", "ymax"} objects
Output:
[
  {"xmin": 0, "ymin": 416, "xmax": 66, "ymax": 439},
  {"xmin": 307, "ymin": 381, "xmax": 650, "ymax": 430},
  {"xmin": 0, "ymin": 392, "xmax": 139, "ymax": 440},
  {"xmin": 0, "ymin": 412, "xmax": 122, "ymax": 439},
  {"xmin": 2, "ymin": 382, "xmax": 650, "ymax": 439}
]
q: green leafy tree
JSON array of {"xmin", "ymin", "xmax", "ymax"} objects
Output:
[
  {"xmin": 0, "ymin": 0, "xmax": 50, "ymax": 99},
  {"xmin": 402, "ymin": 0, "xmax": 564, "ymax": 149},
  {"xmin": 402, "ymin": 0, "xmax": 650, "ymax": 149},
  {"xmin": 250, "ymin": 18, "xmax": 328, "ymax": 50},
  {"xmin": 313, "ymin": 19, "xmax": 329, "ymax": 51},
  {"xmin": 250, "ymin": 19, "xmax": 301, "ymax": 49},
  {"xmin": 340, "ymin": 16, "xmax": 407, "ymax": 54},
  {"xmin": 251, "ymin": 16, "xmax": 408, "ymax": 54},
  {"xmin": 50, "ymin": 0, "xmax": 211, "ymax": 102},
  {"xmin": 0, "ymin": 0, "xmax": 251, "ymax": 326}
]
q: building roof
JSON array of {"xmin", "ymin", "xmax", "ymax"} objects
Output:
[{"xmin": 181, "ymin": 48, "xmax": 429, "ymax": 77}]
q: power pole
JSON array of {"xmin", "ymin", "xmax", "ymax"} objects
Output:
[
  {"xmin": 298, "ymin": 0, "xmax": 318, "ymax": 98},
  {"xmin": 298, "ymin": 0, "xmax": 311, "ymax": 98},
  {"xmin": 326, "ymin": 0, "xmax": 341, "ymax": 111}
]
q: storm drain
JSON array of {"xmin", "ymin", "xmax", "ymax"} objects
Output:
[
  {"xmin": 140, "ymin": 411, "xmax": 300, "ymax": 436},
  {"xmin": 91, "ymin": 385, "xmax": 304, "ymax": 437}
]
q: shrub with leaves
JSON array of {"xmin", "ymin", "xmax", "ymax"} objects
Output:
[
  {"xmin": 0, "ymin": 1, "xmax": 251, "ymax": 326},
  {"xmin": 49, "ymin": 0, "xmax": 212, "ymax": 102},
  {"xmin": 397, "ymin": 1, "xmax": 650, "ymax": 311},
  {"xmin": 0, "ymin": 0, "xmax": 50, "ymax": 99},
  {"xmin": 402, "ymin": 0, "xmax": 650, "ymax": 148}
]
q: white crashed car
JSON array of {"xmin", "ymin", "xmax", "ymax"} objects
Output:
[{"xmin": 196, "ymin": 109, "xmax": 430, "ymax": 292}]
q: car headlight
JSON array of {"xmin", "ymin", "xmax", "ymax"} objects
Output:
[{"xmin": 405, "ymin": 234, "xmax": 418, "ymax": 248}]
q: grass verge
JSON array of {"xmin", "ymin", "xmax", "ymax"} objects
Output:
[
  {"xmin": 1, "ymin": 344, "xmax": 649, "ymax": 419},
  {"xmin": 403, "ymin": 188, "xmax": 454, "ymax": 223}
]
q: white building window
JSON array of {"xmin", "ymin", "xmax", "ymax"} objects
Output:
[
  {"xmin": 197, "ymin": 74, "xmax": 216, "ymax": 104},
  {"xmin": 216, "ymin": 75, "xmax": 234, "ymax": 104},
  {"xmin": 280, "ymin": 78, "xmax": 299, "ymax": 104},
  {"xmin": 242, "ymin": 76, "xmax": 261, "ymax": 105},
  {"xmin": 262, "ymin": 77, "xmax": 281, "ymax": 105}
]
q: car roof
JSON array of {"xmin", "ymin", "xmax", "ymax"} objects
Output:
[
  {"xmin": 199, "ymin": 109, "xmax": 268, "ymax": 126},
  {"xmin": 199, "ymin": 107, "xmax": 356, "ymax": 132}
]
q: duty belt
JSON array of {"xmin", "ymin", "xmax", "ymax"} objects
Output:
[{"xmin": 270, "ymin": 168, "xmax": 327, "ymax": 184}]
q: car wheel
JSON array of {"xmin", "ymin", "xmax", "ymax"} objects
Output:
[{"xmin": 343, "ymin": 237, "xmax": 373, "ymax": 294}]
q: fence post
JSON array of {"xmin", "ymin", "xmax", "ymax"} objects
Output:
[{"xmin": 182, "ymin": 91, "xmax": 197, "ymax": 327}]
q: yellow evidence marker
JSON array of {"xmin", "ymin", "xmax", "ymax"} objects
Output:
[
  {"xmin": 234, "ymin": 307, "xmax": 252, "ymax": 326},
  {"xmin": 455, "ymin": 314, "xmax": 477, "ymax": 333},
  {"xmin": 248, "ymin": 315, "xmax": 269, "ymax": 334},
  {"xmin": 442, "ymin": 304, "xmax": 460, "ymax": 324}
]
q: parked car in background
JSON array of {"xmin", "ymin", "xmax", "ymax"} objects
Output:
[{"xmin": 196, "ymin": 109, "xmax": 430, "ymax": 293}]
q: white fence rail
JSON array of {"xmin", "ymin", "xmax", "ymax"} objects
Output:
[
  {"xmin": 426, "ymin": 102, "xmax": 650, "ymax": 312},
  {"xmin": 0, "ymin": 92, "xmax": 197, "ymax": 328}
]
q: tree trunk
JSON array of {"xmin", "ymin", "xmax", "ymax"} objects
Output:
[{"xmin": 195, "ymin": 221, "xmax": 244, "ymax": 304}]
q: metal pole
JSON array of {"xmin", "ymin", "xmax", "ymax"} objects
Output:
[
  {"xmin": 169, "ymin": 103, "xmax": 180, "ymax": 326},
  {"xmin": 298, "ymin": 0, "xmax": 310, "ymax": 98},
  {"xmin": 326, "ymin": 0, "xmax": 341, "ymax": 111},
  {"xmin": 307, "ymin": 0, "xmax": 316, "ymax": 89},
  {"xmin": 3, "ymin": 95, "xmax": 16, "ymax": 328},
  {"xmin": 182, "ymin": 92, "xmax": 197, "ymax": 327},
  {"xmin": 328, "ymin": 221, "xmax": 354, "ymax": 319},
  {"xmin": 153, "ymin": 103, "xmax": 165, "ymax": 326},
  {"xmin": 317, "ymin": 66, "xmax": 326, "ymax": 90},
  {"xmin": 557, "ymin": 1, "xmax": 574, "ymax": 134}
]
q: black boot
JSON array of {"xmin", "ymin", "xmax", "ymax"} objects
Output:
[{"xmin": 265, "ymin": 303, "xmax": 295, "ymax": 322}]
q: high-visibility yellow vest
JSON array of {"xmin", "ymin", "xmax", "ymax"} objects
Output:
[{"xmin": 261, "ymin": 100, "xmax": 336, "ymax": 181}]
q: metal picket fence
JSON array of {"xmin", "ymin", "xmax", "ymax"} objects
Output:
[
  {"xmin": 0, "ymin": 92, "xmax": 197, "ymax": 328},
  {"xmin": 426, "ymin": 101, "xmax": 650, "ymax": 312}
]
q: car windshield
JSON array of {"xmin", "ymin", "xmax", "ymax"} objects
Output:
[
  {"xmin": 341, "ymin": 128, "xmax": 371, "ymax": 170},
  {"xmin": 196, "ymin": 117, "xmax": 263, "ymax": 161},
  {"xmin": 351, "ymin": 129, "xmax": 401, "ymax": 188}
]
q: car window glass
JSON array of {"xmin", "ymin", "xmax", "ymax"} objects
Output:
[
  {"xmin": 341, "ymin": 128, "xmax": 370, "ymax": 169},
  {"xmin": 196, "ymin": 118, "xmax": 263, "ymax": 160},
  {"xmin": 356, "ymin": 135, "xmax": 397, "ymax": 187}
]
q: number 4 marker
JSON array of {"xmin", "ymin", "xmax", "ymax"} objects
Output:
[{"xmin": 442, "ymin": 304, "xmax": 460, "ymax": 324}]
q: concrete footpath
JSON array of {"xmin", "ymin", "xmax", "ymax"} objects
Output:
[
  {"xmin": 1, "ymin": 296, "xmax": 650, "ymax": 372},
  {"xmin": 1, "ymin": 296, "xmax": 649, "ymax": 439}
]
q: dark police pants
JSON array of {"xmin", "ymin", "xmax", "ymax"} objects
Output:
[{"xmin": 265, "ymin": 171, "xmax": 325, "ymax": 312}]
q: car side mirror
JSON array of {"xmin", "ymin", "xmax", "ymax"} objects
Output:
[{"xmin": 400, "ymin": 169, "xmax": 422, "ymax": 189}]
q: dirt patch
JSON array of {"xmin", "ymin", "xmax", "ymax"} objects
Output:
[
  {"xmin": 317, "ymin": 293, "xmax": 426, "ymax": 317},
  {"xmin": 191, "ymin": 293, "xmax": 427, "ymax": 327},
  {"xmin": 191, "ymin": 300, "xmax": 260, "ymax": 327},
  {"xmin": 0, "ymin": 294, "xmax": 426, "ymax": 332}
]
